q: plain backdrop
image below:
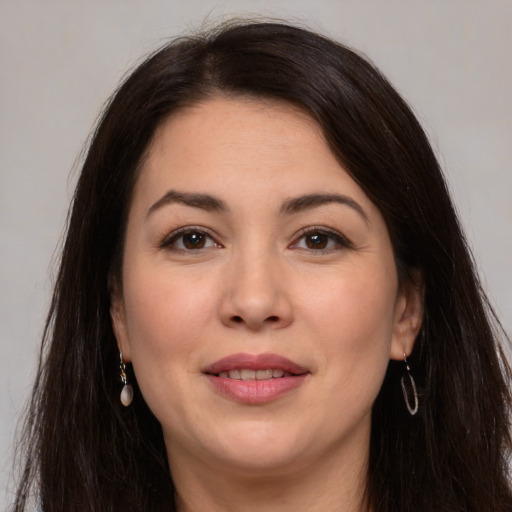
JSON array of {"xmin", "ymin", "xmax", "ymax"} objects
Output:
[{"xmin": 1, "ymin": 0, "xmax": 511, "ymax": 507}]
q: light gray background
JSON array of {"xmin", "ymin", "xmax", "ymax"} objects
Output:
[{"xmin": 1, "ymin": 0, "xmax": 511, "ymax": 507}]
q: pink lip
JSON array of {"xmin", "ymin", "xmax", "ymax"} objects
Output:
[{"xmin": 203, "ymin": 353, "xmax": 309, "ymax": 405}]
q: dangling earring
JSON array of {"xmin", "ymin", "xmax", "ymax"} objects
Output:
[
  {"xmin": 400, "ymin": 353, "xmax": 418, "ymax": 415},
  {"xmin": 119, "ymin": 352, "xmax": 133, "ymax": 407}
]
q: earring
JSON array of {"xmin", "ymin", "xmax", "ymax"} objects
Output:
[
  {"xmin": 119, "ymin": 352, "xmax": 133, "ymax": 407},
  {"xmin": 400, "ymin": 353, "xmax": 418, "ymax": 415}
]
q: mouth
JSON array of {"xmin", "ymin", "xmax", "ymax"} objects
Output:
[
  {"xmin": 215, "ymin": 368, "xmax": 291, "ymax": 380},
  {"xmin": 203, "ymin": 353, "xmax": 309, "ymax": 404}
]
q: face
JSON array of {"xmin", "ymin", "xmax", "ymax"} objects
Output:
[{"xmin": 111, "ymin": 97, "xmax": 422, "ymax": 479}]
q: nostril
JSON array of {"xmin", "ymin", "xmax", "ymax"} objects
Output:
[{"xmin": 228, "ymin": 314, "xmax": 284, "ymax": 327}]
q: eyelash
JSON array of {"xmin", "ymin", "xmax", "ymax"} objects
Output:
[{"xmin": 160, "ymin": 226, "xmax": 353, "ymax": 254}]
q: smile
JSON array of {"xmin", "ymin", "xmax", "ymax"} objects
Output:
[
  {"xmin": 217, "ymin": 369, "xmax": 287, "ymax": 380},
  {"xmin": 203, "ymin": 353, "xmax": 309, "ymax": 404}
]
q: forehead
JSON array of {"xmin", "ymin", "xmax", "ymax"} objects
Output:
[
  {"xmin": 147, "ymin": 96, "xmax": 327, "ymax": 168},
  {"xmin": 132, "ymin": 96, "xmax": 374, "ymax": 216}
]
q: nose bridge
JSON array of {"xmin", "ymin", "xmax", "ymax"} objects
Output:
[{"xmin": 220, "ymin": 237, "xmax": 292, "ymax": 330}]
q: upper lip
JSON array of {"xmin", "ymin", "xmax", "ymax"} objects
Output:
[{"xmin": 203, "ymin": 353, "xmax": 309, "ymax": 375}]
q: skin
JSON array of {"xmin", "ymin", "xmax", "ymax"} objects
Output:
[{"xmin": 111, "ymin": 97, "xmax": 423, "ymax": 512}]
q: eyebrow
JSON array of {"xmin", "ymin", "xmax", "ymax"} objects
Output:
[
  {"xmin": 280, "ymin": 193, "xmax": 369, "ymax": 224},
  {"xmin": 146, "ymin": 190, "xmax": 368, "ymax": 224},
  {"xmin": 146, "ymin": 190, "xmax": 228, "ymax": 219}
]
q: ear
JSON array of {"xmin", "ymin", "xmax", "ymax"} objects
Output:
[
  {"xmin": 389, "ymin": 270, "xmax": 424, "ymax": 361},
  {"xmin": 109, "ymin": 283, "xmax": 132, "ymax": 362}
]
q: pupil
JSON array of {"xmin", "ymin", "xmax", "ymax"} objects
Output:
[
  {"xmin": 307, "ymin": 234, "xmax": 327, "ymax": 249},
  {"xmin": 184, "ymin": 233, "xmax": 205, "ymax": 249}
]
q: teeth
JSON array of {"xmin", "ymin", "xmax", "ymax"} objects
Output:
[
  {"xmin": 240, "ymin": 369, "xmax": 256, "ymax": 380},
  {"xmin": 218, "ymin": 369, "xmax": 287, "ymax": 380},
  {"xmin": 256, "ymin": 369, "xmax": 273, "ymax": 380}
]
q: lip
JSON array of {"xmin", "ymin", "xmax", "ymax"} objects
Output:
[
  {"xmin": 203, "ymin": 353, "xmax": 310, "ymax": 404},
  {"xmin": 203, "ymin": 352, "xmax": 309, "ymax": 375}
]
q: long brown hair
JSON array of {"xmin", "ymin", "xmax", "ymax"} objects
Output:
[{"xmin": 13, "ymin": 21, "xmax": 512, "ymax": 511}]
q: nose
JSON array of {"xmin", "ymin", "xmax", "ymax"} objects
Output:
[{"xmin": 219, "ymin": 247, "xmax": 294, "ymax": 331}]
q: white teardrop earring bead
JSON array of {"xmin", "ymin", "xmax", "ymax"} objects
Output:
[{"xmin": 120, "ymin": 384, "xmax": 133, "ymax": 407}]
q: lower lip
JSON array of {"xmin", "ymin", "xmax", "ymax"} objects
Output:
[{"xmin": 205, "ymin": 374, "xmax": 308, "ymax": 404}]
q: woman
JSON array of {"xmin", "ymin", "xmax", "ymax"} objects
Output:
[{"xmin": 12, "ymin": 21, "xmax": 512, "ymax": 512}]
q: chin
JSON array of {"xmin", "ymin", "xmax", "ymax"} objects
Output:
[{"xmin": 197, "ymin": 421, "xmax": 319, "ymax": 475}]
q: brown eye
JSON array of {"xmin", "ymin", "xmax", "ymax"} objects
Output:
[
  {"xmin": 305, "ymin": 233, "xmax": 329, "ymax": 249},
  {"xmin": 182, "ymin": 232, "xmax": 206, "ymax": 249},
  {"xmin": 164, "ymin": 229, "xmax": 220, "ymax": 252},
  {"xmin": 290, "ymin": 228, "xmax": 352, "ymax": 253}
]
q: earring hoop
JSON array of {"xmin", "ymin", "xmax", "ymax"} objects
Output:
[
  {"xmin": 400, "ymin": 353, "xmax": 418, "ymax": 415},
  {"xmin": 119, "ymin": 352, "xmax": 133, "ymax": 407}
]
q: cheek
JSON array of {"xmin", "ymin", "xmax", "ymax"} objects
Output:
[
  {"xmin": 121, "ymin": 265, "xmax": 217, "ymax": 406},
  {"xmin": 299, "ymin": 275, "xmax": 397, "ymax": 440},
  {"xmin": 125, "ymin": 261, "xmax": 214, "ymax": 344},
  {"xmin": 302, "ymin": 263, "xmax": 398, "ymax": 386},
  {"xmin": 308, "ymin": 262, "xmax": 396, "ymax": 332}
]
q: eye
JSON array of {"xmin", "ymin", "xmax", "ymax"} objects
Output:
[
  {"xmin": 162, "ymin": 228, "xmax": 221, "ymax": 252},
  {"xmin": 302, "ymin": 233, "xmax": 333, "ymax": 250},
  {"xmin": 290, "ymin": 228, "xmax": 352, "ymax": 253}
]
